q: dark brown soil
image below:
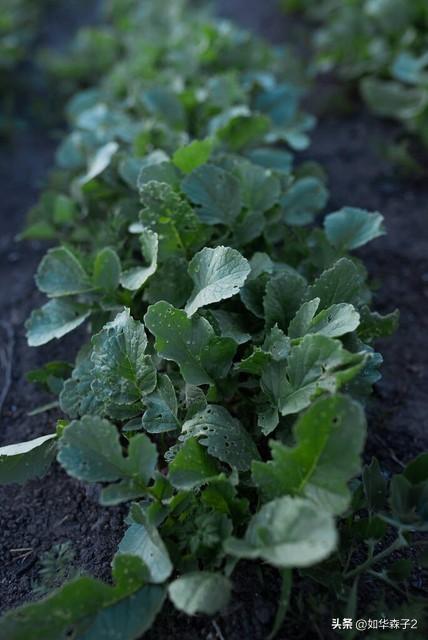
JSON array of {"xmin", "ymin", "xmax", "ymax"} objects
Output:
[
  {"xmin": 0, "ymin": 1, "xmax": 427, "ymax": 638},
  {"xmin": 0, "ymin": 0, "xmax": 125, "ymax": 616}
]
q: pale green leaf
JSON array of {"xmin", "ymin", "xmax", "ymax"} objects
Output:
[
  {"xmin": 93, "ymin": 247, "xmax": 121, "ymax": 292},
  {"xmin": 180, "ymin": 405, "xmax": 260, "ymax": 471},
  {"xmin": 118, "ymin": 506, "xmax": 172, "ymax": 583},
  {"xmin": 168, "ymin": 572, "xmax": 231, "ymax": 615},
  {"xmin": 324, "ymin": 208, "xmax": 385, "ymax": 250},
  {"xmin": 144, "ymin": 302, "xmax": 236, "ymax": 385},
  {"xmin": 90, "ymin": 309, "xmax": 156, "ymax": 408},
  {"xmin": 261, "ymin": 334, "xmax": 365, "ymax": 416},
  {"xmin": 288, "ymin": 298, "xmax": 360, "ymax": 338},
  {"xmin": 225, "ymin": 496, "xmax": 337, "ymax": 568},
  {"xmin": 35, "ymin": 247, "xmax": 92, "ymax": 297},
  {"xmin": 80, "ymin": 586, "xmax": 165, "ymax": 640},
  {"xmin": 58, "ymin": 416, "xmax": 157, "ymax": 483},
  {"xmin": 26, "ymin": 299, "xmax": 91, "ymax": 347},
  {"xmin": 80, "ymin": 141, "xmax": 119, "ymax": 185},
  {"xmin": 209, "ymin": 107, "xmax": 270, "ymax": 150},
  {"xmin": 182, "ymin": 164, "xmax": 242, "ymax": 226},
  {"xmin": 138, "ymin": 161, "xmax": 180, "ymax": 190},
  {"xmin": 252, "ymin": 395, "xmax": 366, "ymax": 513},
  {"xmin": 280, "ymin": 177, "xmax": 328, "ymax": 225},
  {"xmin": 305, "ymin": 258, "xmax": 364, "ymax": 310},
  {"xmin": 120, "ymin": 230, "xmax": 158, "ymax": 291},
  {"xmin": 361, "ymin": 77, "xmax": 428, "ymax": 120},
  {"xmin": 0, "ymin": 434, "xmax": 57, "ymax": 485},
  {"xmin": 232, "ymin": 158, "xmax": 281, "ymax": 213},
  {"xmin": 185, "ymin": 246, "xmax": 250, "ymax": 316},
  {"xmin": 247, "ymin": 147, "xmax": 293, "ymax": 173},
  {"xmin": 142, "ymin": 374, "xmax": 179, "ymax": 433},
  {"xmin": 0, "ymin": 555, "xmax": 158, "ymax": 640}
]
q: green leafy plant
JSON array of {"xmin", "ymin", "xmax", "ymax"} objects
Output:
[
  {"xmin": 281, "ymin": 0, "xmax": 428, "ymax": 147},
  {"xmin": 0, "ymin": 0, "xmax": 426, "ymax": 638}
]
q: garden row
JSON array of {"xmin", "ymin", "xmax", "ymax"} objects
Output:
[
  {"xmin": 0, "ymin": 0, "xmax": 427, "ymax": 638},
  {"xmin": 282, "ymin": 0, "xmax": 428, "ymax": 148}
]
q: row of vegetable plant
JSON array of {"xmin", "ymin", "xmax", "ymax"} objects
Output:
[
  {"xmin": 281, "ymin": 0, "xmax": 428, "ymax": 148},
  {"xmin": 1, "ymin": 0, "xmax": 427, "ymax": 637}
]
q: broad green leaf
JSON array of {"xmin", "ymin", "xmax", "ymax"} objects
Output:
[
  {"xmin": 185, "ymin": 246, "xmax": 250, "ymax": 316},
  {"xmin": 263, "ymin": 270, "xmax": 307, "ymax": 330},
  {"xmin": 392, "ymin": 51, "xmax": 428, "ymax": 85},
  {"xmin": 26, "ymin": 299, "xmax": 91, "ymax": 347},
  {"xmin": 280, "ymin": 177, "xmax": 328, "ymax": 225},
  {"xmin": 142, "ymin": 374, "xmax": 179, "ymax": 433},
  {"xmin": 252, "ymin": 395, "xmax": 366, "ymax": 513},
  {"xmin": 287, "ymin": 299, "xmax": 320, "ymax": 338},
  {"xmin": 255, "ymin": 83, "xmax": 299, "ymax": 126},
  {"xmin": 35, "ymin": 247, "xmax": 92, "ymax": 297},
  {"xmin": 288, "ymin": 298, "xmax": 360, "ymax": 338},
  {"xmin": 324, "ymin": 208, "xmax": 385, "ymax": 250},
  {"xmin": 358, "ymin": 306, "xmax": 399, "ymax": 341},
  {"xmin": 232, "ymin": 158, "xmax": 281, "ymax": 213},
  {"xmin": 172, "ymin": 138, "xmax": 214, "ymax": 173},
  {"xmin": 119, "ymin": 156, "xmax": 146, "ymax": 189},
  {"xmin": 90, "ymin": 309, "xmax": 156, "ymax": 408},
  {"xmin": 120, "ymin": 230, "xmax": 158, "ymax": 291},
  {"xmin": 361, "ymin": 77, "xmax": 428, "ymax": 120},
  {"xmin": 93, "ymin": 247, "xmax": 121, "ymax": 292},
  {"xmin": 0, "ymin": 434, "xmax": 57, "ymax": 485},
  {"xmin": 169, "ymin": 437, "xmax": 220, "ymax": 489},
  {"xmin": 118, "ymin": 506, "xmax": 173, "ymax": 583},
  {"xmin": 247, "ymin": 147, "xmax": 293, "ymax": 173},
  {"xmin": 0, "ymin": 554, "xmax": 158, "ymax": 640},
  {"xmin": 52, "ymin": 194, "xmax": 76, "ymax": 225},
  {"xmin": 59, "ymin": 347, "xmax": 104, "ymax": 419},
  {"xmin": 80, "ymin": 586, "xmax": 165, "ymax": 640},
  {"xmin": 168, "ymin": 572, "xmax": 231, "ymax": 615},
  {"xmin": 182, "ymin": 164, "xmax": 242, "ymax": 226},
  {"xmin": 144, "ymin": 302, "xmax": 236, "ymax": 385},
  {"xmin": 138, "ymin": 161, "xmax": 180, "ymax": 190},
  {"xmin": 180, "ymin": 405, "xmax": 260, "ymax": 471},
  {"xmin": 262, "ymin": 334, "xmax": 365, "ymax": 416},
  {"xmin": 210, "ymin": 107, "xmax": 270, "ymax": 150},
  {"xmin": 100, "ymin": 479, "xmax": 152, "ymax": 507},
  {"xmin": 232, "ymin": 209, "xmax": 265, "ymax": 245},
  {"xmin": 225, "ymin": 496, "xmax": 337, "ymax": 567},
  {"xmin": 142, "ymin": 86, "xmax": 185, "ymax": 127},
  {"xmin": 58, "ymin": 416, "xmax": 157, "ymax": 483},
  {"xmin": 305, "ymin": 258, "xmax": 364, "ymax": 310}
]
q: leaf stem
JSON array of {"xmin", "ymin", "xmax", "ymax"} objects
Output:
[{"xmin": 344, "ymin": 534, "xmax": 407, "ymax": 580}]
